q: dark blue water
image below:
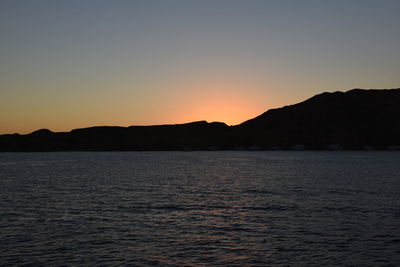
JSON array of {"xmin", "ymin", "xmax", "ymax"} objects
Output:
[{"xmin": 1, "ymin": 151, "xmax": 400, "ymax": 266}]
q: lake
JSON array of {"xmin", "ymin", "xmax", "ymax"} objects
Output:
[{"xmin": 1, "ymin": 151, "xmax": 400, "ymax": 266}]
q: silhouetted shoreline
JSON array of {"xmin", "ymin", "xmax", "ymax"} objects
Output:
[{"xmin": 1, "ymin": 88, "xmax": 400, "ymax": 151}]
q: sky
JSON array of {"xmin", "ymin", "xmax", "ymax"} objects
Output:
[{"xmin": 1, "ymin": 0, "xmax": 399, "ymax": 134}]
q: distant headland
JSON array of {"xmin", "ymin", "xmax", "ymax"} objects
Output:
[{"xmin": 1, "ymin": 88, "xmax": 400, "ymax": 151}]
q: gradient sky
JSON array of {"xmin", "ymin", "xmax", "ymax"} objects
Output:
[{"xmin": 1, "ymin": 0, "xmax": 399, "ymax": 134}]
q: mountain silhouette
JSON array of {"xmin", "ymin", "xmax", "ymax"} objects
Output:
[
  {"xmin": 236, "ymin": 88, "xmax": 400, "ymax": 149},
  {"xmin": 1, "ymin": 88, "xmax": 400, "ymax": 151}
]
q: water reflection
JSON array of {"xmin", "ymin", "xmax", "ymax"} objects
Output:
[{"xmin": 1, "ymin": 151, "xmax": 400, "ymax": 266}]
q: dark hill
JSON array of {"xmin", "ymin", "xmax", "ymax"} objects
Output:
[
  {"xmin": 0, "ymin": 121, "xmax": 231, "ymax": 151},
  {"xmin": 238, "ymin": 88, "xmax": 400, "ymax": 149},
  {"xmin": 1, "ymin": 88, "xmax": 400, "ymax": 151}
]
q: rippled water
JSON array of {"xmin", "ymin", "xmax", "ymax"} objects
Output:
[{"xmin": 1, "ymin": 151, "xmax": 400, "ymax": 266}]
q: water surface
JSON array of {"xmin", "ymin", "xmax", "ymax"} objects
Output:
[{"xmin": 1, "ymin": 151, "xmax": 400, "ymax": 266}]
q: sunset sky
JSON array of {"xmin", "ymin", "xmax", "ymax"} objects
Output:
[{"xmin": 1, "ymin": 0, "xmax": 399, "ymax": 134}]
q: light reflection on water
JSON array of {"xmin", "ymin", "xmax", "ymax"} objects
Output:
[{"xmin": 1, "ymin": 151, "xmax": 400, "ymax": 266}]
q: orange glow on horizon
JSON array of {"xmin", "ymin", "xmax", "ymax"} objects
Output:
[
  {"xmin": 0, "ymin": 73, "xmax": 276, "ymax": 134},
  {"xmin": 158, "ymin": 75, "xmax": 271, "ymax": 126},
  {"xmin": 167, "ymin": 95, "xmax": 264, "ymax": 126}
]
